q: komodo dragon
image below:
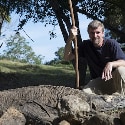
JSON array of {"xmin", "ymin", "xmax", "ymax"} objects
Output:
[{"xmin": 0, "ymin": 85, "xmax": 125, "ymax": 125}]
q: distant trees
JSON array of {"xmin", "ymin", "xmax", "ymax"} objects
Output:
[
  {"xmin": 0, "ymin": 0, "xmax": 125, "ymax": 86},
  {"xmin": 45, "ymin": 47, "xmax": 71, "ymax": 65},
  {"xmin": 55, "ymin": 47, "xmax": 64, "ymax": 61},
  {"xmin": 1, "ymin": 33, "xmax": 43, "ymax": 64}
]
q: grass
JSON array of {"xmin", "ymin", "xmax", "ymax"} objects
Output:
[
  {"xmin": 0, "ymin": 60, "xmax": 77, "ymax": 90},
  {"xmin": 0, "ymin": 60, "xmax": 90, "ymax": 91}
]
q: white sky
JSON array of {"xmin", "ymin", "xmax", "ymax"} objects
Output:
[{"xmin": 0, "ymin": 13, "xmax": 91, "ymax": 63}]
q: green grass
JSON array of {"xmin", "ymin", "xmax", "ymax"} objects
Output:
[
  {"xmin": 0, "ymin": 60, "xmax": 77, "ymax": 90},
  {"xmin": 0, "ymin": 60, "xmax": 90, "ymax": 91}
]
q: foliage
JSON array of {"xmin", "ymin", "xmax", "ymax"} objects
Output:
[
  {"xmin": 1, "ymin": 33, "xmax": 43, "ymax": 64},
  {"xmin": 103, "ymin": 0, "xmax": 125, "ymax": 42},
  {"xmin": 0, "ymin": 6, "xmax": 10, "ymax": 22},
  {"xmin": 0, "ymin": 0, "xmax": 125, "ymax": 43},
  {"xmin": 55, "ymin": 47, "xmax": 64, "ymax": 61},
  {"xmin": 45, "ymin": 47, "xmax": 72, "ymax": 65},
  {"xmin": 0, "ymin": 5, "xmax": 11, "ymax": 35},
  {"xmin": 45, "ymin": 58, "xmax": 72, "ymax": 65}
]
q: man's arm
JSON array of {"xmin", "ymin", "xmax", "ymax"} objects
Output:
[
  {"xmin": 64, "ymin": 27, "xmax": 77, "ymax": 61},
  {"xmin": 111, "ymin": 59, "xmax": 125, "ymax": 67},
  {"xmin": 64, "ymin": 38, "xmax": 75, "ymax": 61},
  {"xmin": 102, "ymin": 59, "xmax": 125, "ymax": 81}
]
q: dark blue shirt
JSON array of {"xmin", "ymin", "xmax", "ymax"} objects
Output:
[{"xmin": 78, "ymin": 38, "xmax": 125, "ymax": 79}]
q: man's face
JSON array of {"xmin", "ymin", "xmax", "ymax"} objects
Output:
[{"xmin": 88, "ymin": 26, "xmax": 104, "ymax": 47}]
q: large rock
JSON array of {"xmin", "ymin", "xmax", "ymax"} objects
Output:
[
  {"xmin": 0, "ymin": 107, "xmax": 26, "ymax": 125},
  {"xmin": 0, "ymin": 85, "xmax": 124, "ymax": 125},
  {"xmin": 58, "ymin": 95, "xmax": 90, "ymax": 124}
]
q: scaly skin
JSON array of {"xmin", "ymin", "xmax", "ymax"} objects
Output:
[{"xmin": 0, "ymin": 85, "xmax": 125, "ymax": 125}]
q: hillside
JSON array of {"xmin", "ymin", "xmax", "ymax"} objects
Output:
[
  {"xmin": 1, "ymin": 60, "xmax": 125, "ymax": 125},
  {"xmin": 0, "ymin": 60, "xmax": 76, "ymax": 91}
]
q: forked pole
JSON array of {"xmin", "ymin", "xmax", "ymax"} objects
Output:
[{"xmin": 68, "ymin": 0, "xmax": 79, "ymax": 89}]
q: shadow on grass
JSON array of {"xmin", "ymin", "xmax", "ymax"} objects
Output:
[
  {"xmin": 0, "ymin": 67, "xmax": 76, "ymax": 91},
  {"xmin": 0, "ymin": 60, "xmax": 90, "ymax": 91}
]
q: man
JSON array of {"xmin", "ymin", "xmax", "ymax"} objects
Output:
[{"xmin": 64, "ymin": 20, "xmax": 125, "ymax": 95}]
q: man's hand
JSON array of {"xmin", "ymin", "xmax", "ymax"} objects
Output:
[
  {"xmin": 69, "ymin": 26, "xmax": 78, "ymax": 40},
  {"xmin": 102, "ymin": 62, "xmax": 113, "ymax": 81},
  {"xmin": 64, "ymin": 26, "xmax": 77, "ymax": 61}
]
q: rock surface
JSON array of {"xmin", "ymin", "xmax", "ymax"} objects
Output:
[
  {"xmin": 0, "ymin": 107, "xmax": 26, "ymax": 125},
  {"xmin": 0, "ymin": 85, "xmax": 125, "ymax": 125}
]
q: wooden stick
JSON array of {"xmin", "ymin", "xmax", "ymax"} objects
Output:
[{"xmin": 68, "ymin": 0, "xmax": 79, "ymax": 89}]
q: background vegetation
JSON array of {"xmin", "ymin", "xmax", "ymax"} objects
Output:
[
  {"xmin": 0, "ymin": 0, "xmax": 125, "ymax": 89},
  {"xmin": 0, "ymin": 0, "xmax": 125, "ymax": 43},
  {"xmin": 0, "ymin": 59, "xmax": 90, "ymax": 91},
  {"xmin": 0, "ymin": 33, "xmax": 43, "ymax": 64}
]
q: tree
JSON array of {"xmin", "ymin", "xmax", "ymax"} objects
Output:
[
  {"xmin": 55, "ymin": 47, "xmax": 65, "ymax": 61},
  {"xmin": 1, "ymin": 1, "xmax": 125, "ymax": 49},
  {"xmin": 0, "ymin": 0, "xmax": 125, "ymax": 86},
  {"xmin": 0, "ymin": 5, "xmax": 11, "ymax": 35},
  {"xmin": 45, "ymin": 47, "xmax": 72, "ymax": 65},
  {"xmin": 103, "ymin": 0, "xmax": 125, "ymax": 42},
  {"xmin": 1, "ymin": 0, "xmax": 125, "ymax": 42},
  {"xmin": 1, "ymin": 33, "xmax": 44, "ymax": 64}
]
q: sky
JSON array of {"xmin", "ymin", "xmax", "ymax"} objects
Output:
[{"xmin": 0, "ymin": 13, "xmax": 92, "ymax": 63}]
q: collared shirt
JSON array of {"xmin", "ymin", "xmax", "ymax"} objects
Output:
[{"xmin": 78, "ymin": 38, "xmax": 125, "ymax": 79}]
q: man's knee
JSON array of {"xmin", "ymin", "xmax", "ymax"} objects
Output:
[
  {"xmin": 116, "ymin": 66, "xmax": 125, "ymax": 75},
  {"xmin": 114, "ymin": 66, "xmax": 125, "ymax": 81}
]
